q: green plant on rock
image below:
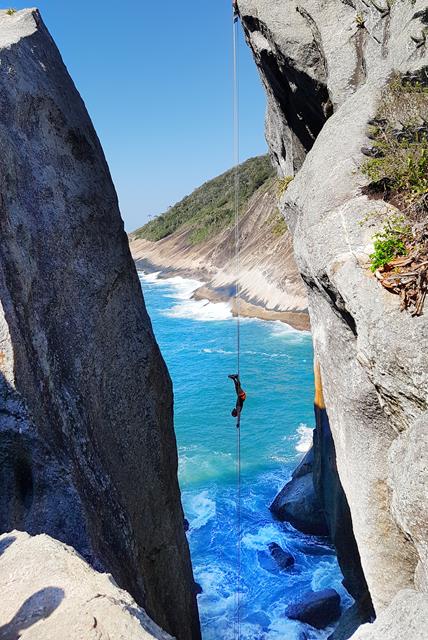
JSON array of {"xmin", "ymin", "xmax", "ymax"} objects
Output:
[
  {"xmin": 363, "ymin": 73, "xmax": 428, "ymax": 313},
  {"xmin": 355, "ymin": 12, "xmax": 365, "ymax": 27},
  {"xmin": 362, "ymin": 73, "xmax": 428, "ymax": 209},
  {"xmin": 6, "ymin": 8, "xmax": 16, "ymax": 15},
  {"xmin": 277, "ymin": 175, "xmax": 294, "ymax": 197},
  {"xmin": 377, "ymin": 71, "xmax": 428, "ymax": 124},
  {"xmin": 369, "ymin": 214, "xmax": 411, "ymax": 272},
  {"xmin": 363, "ymin": 144, "xmax": 428, "ymax": 200},
  {"xmin": 270, "ymin": 209, "xmax": 288, "ymax": 237}
]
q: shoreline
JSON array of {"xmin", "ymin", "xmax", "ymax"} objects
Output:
[{"xmin": 135, "ymin": 258, "xmax": 311, "ymax": 332}]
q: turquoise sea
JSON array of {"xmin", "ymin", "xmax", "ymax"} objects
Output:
[{"xmin": 139, "ymin": 271, "xmax": 348, "ymax": 640}]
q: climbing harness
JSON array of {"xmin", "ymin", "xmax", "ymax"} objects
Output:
[{"xmin": 231, "ymin": 4, "xmax": 242, "ymax": 639}]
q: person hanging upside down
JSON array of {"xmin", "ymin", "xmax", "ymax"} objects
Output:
[{"xmin": 228, "ymin": 374, "xmax": 246, "ymax": 419}]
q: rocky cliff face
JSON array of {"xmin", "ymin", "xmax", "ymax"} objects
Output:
[
  {"xmin": 238, "ymin": 0, "xmax": 428, "ymax": 637},
  {"xmin": 0, "ymin": 9, "xmax": 199, "ymax": 640}
]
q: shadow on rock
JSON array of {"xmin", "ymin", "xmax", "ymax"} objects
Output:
[
  {"xmin": 0, "ymin": 535, "xmax": 16, "ymax": 557},
  {"xmin": 0, "ymin": 587, "xmax": 64, "ymax": 639}
]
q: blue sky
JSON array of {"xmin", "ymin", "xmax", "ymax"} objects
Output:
[{"xmin": 12, "ymin": 1, "xmax": 267, "ymax": 230}]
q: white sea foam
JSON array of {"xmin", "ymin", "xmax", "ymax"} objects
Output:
[
  {"xmin": 311, "ymin": 560, "xmax": 353, "ymax": 605},
  {"xmin": 295, "ymin": 423, "xmax": 314, "ymax": 453},
  {"xmin": 138, "ymin": 270, "xmax": 162, "ymax": 283},
  {"xmin": 197, "ymin": 564, "xmax": 234, "ymax": 599},
  {"xmin": 161, "ymin": 275, "xmax": 204, "ymax": 299},
  {"xmin": 242, "ymin": 524, "xmax": 287, "ymax": 551},
  {"xmin": 138, "ymin": 270, "xmax": 233, "ymax": 321},
  {"xmin": 164, "ymin": 298, "xmax": 233, "ymax": 322},
  {"xmin": 267, "ymin": 616, "xmax": 318, "ymax": 640},
  {"xmin": 184, "ymin": 490, "xmax": 216, "ymax": 531},
  {"xmin": 202, "ymin": 348, "xmax": 235, "ymax": 355},
  {"xmin": 138, "ymin": 270, "xmax": 203, "ymax": 297},
  {"xmin": 201, "ymin": 347, "xmax": 290, "ymax": 359}
]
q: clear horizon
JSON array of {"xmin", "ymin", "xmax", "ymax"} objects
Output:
[{"xmin": 10, "ymin": 1, "xmax": 268, "ymax": 231}]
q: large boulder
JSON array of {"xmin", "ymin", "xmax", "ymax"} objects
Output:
[
  {"xmin": 0, "ymin": 531, "xmax": 172, "ymax": 640},
  {"xmin": 270, "ymin": 442, "xmax": 329, "ymax": 536},
  {"xmin": 350, "ymin": 590, "xmax": 428, "ymax": 640},
  {"xmin": 0, "ymin": 9, "xmax": 199, "ymax": 639},
  {"xmin": 270, "ymin": 470, "xmax": 328, "ymax": 535},
  {"xmin": 286, "ymin": 588, "xmax": 341, "ymax": 629}
]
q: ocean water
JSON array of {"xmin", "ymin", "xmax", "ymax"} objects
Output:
[{"xmin": 138, "ymin": 272, "xmax": 349, "ymax": 640}]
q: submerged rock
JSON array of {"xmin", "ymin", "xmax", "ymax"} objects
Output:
[
  {"xmin": 0, "ymin": 9, "xmax": 199, "ymax": 639},
  {"xmin": 268, "ymin": 542, "xmax": 295, "ymax": 570},
  {"xmin": 244, "ymin": 610, "xmax": 271, "ymax": 631},
  {"xmin": 286, "ymin": 589, "xmax": 341, "ymax": 629}
]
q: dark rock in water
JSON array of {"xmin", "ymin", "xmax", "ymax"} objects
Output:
[
  {"xmin": 270, "ymin": 471, "xmax": 329, "ymax": 536},
  {"xmin": 193, "ymin": 582, "xmax": 203, "ymax": 596},
  {"xmin": 268, "ymin": 542, "xmax": 295, "ymax": 570},
  {"xmin": 291, "ymin": 447, "xmax": 314, "ymax": 480},
  {"xmin": 270, "ymin": 433, "xmax": 328, "ymax": 536},
  {"xmin": 286, "ymin": 589, "xmax": 341, "ymax": 629},
  {"xmin": 257, "ymin": 549, "xmax": 278, "ymax": 575},
  {"xmin": 184, "ymin": 518, "xmax": 190, "ymax": 533}
]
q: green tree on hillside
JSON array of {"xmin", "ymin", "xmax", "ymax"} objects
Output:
[{"xmin": 133, "ymin": 155, "xmax": 274, "ymax": 244}]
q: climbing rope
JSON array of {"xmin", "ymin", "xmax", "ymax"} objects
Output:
[
  {"xmin": 233, "ymin": 7, "xmax": 241, "ymax": 379},
  {"xmin": 232, "ymin": 6, "xmax": 242, "ymax": 640}
]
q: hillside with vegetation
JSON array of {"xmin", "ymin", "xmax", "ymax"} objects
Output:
[
  {"xmin": 130, "ymin": 157, "xmax": 308, "ymax": 329},
  {"xmin": 133, "ymin": 155, "xmax": 275, "ymax": 244}
]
